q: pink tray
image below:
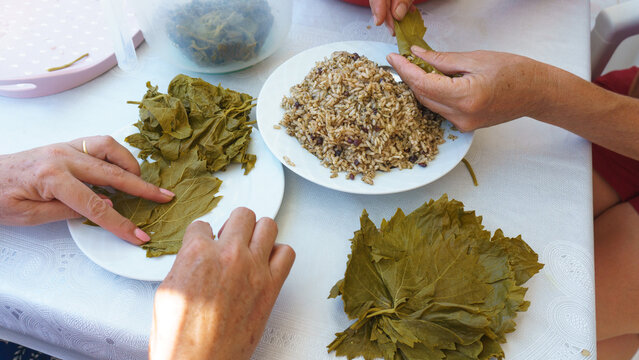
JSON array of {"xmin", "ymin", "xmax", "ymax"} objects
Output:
[{"xmin": 0, "ymin": 0, "xmax": 143, "ymax": 98}]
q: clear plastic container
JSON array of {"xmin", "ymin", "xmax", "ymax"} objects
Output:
[{"xmin": 103, "ymin": 0, "xmax": 292, "ymax": 73}]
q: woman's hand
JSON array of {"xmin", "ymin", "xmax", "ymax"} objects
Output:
[
  {"xmin": 150, "ymin": 208, "xmax": 296, "ymax": 360},
  {"xmin": 387, "ymin": 47, "xmax": 639, "ymax": 159},
  {"xmin": 387, "ymin": 47, "xmax": 554, "ymax": 131},
  {"xmin": 369, "ymin": 0, "xmax": 414, "ymax": 32},
  {"xmin": 0, "ymin": 136, "xmax": 174, "ymax": 245}
]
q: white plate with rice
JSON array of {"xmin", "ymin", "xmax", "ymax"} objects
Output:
[
  {"xmin": 67, "ymin": 128, "xmax": 285, "ymax": 281},
  {"xmin": 256, "ymin": 41, "xmax": 473, "ymax": 195}
]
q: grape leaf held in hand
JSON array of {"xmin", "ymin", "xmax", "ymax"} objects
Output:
[
  {"xmin": 394, "ymin": 9, "xmax": 442, "ymax": 75},
  {"xmin": 328, "ymin": 194, "xmax": 543, "ymax": 360}
]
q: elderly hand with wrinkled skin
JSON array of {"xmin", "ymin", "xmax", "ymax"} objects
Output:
[
  {"xmin": 386, "ymin": 46, "xmax": 639, "ymax": 160},
  {"xmin": 0, "ymin": 136, "xmax": 175, "ymax": 245},
  {"xmin": 149, "ymin": 208, "xmax": 295, "ymax": 360},
  {"xmin": 386, "ymin": 47, "xmax": 550, "ymax": 131},
  {"xmin": 369, "ymin": 0, "xmax": 415, "ymax": 32}
]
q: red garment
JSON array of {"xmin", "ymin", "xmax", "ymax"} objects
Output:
[
  {"xmin": 593, "ymin": 66, "xmax": 639, "ymax": 95},
  {"xmin": 592, "ymin": 66, "xmax": 639, "ymax": 213}
]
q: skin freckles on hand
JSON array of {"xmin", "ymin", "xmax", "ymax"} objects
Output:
[{"xmin": 149, "ymin": 208, "xmax": 295, "ymax": 360}]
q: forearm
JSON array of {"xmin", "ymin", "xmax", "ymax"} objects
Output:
[{"xmin": 532, "ymin": 65, "xmax": 639, "ymax": 160}]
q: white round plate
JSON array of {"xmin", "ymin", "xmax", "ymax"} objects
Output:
[
  {"xmin": 67, "ymin": 128, "xmax": 284, "ymax": 281},
  {"xmin": 256, "ymin": 41, "xmax": 473, "ymax": 195}
]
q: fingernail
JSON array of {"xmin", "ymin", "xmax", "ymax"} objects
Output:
[
  {"xmin": 135, "ymin": 228, "xmax": 151, "ymax": 243},
  {"xmin": 395, "ymin": 3, "xmax": 408, "ymax": 20},
  {"xmin": 160, "ymin": 188, "xmax": 175, "ymax": 197},
  {"xmin": 370, "ymin": 3, "xmax": 379, "ymax": 25},
  {"xmin": 411, "ymin": 45, "xmax": 424, "ymax": 54},
  {"xmin": 104, "ymin": 198, "xmax": 113, "ymax": 207}
]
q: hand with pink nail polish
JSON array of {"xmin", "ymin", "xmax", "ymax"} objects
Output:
[
  {"xmin": 369, "ymin": 0, "xmax": 415, "ymax": 33},
  {"xmin": 0, "ymin": 136, "xmax": 174, "ymax": 245}
]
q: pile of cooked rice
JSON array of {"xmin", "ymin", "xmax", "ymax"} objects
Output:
[{"xmin": 280, "ymin": 51, "xmax": 444, "ymax": 185}]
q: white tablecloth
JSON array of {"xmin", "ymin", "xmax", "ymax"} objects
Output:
[{"xmin": 0, "ymin": 0, "xmax": 595, "ymax": 359}]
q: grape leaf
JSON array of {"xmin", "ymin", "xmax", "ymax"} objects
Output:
[
  {"xmin": 328, "ymin": 195, "xmax": 543, "ymax": 359},
  {"xmin": 394, "ymin": 9, "xmax": 442, "ymax": 75},
  {"xmin": 108, "ymin": 150, "xmax": 222, "ymax": 257},
  {"xmin": 126, "ymin": 75, "xmax": 257, "ymax": 174}
]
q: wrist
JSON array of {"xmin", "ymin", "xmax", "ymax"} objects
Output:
[
  {"xmin": 525, "ymin": 61, "xmax": 601, "ymax": 128},
  {"xmin": 525, "ymin": 60, "xmax": 563, "ymax": 121}
]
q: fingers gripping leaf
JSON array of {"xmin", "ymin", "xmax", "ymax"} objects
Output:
[{"xmin": 394, "ymin": 9, "xmax": 442, "ymax": 75}]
